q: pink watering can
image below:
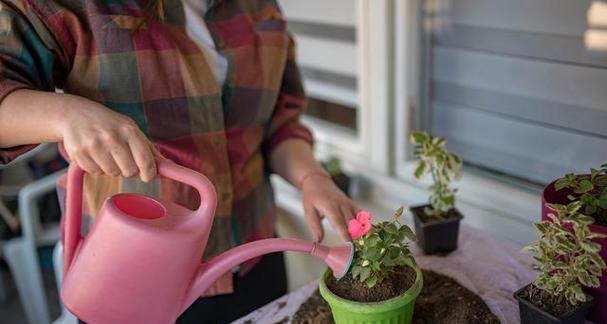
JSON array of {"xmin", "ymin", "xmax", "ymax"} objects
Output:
[{"xmin": 60, "ymin": 160, "xmax": 354, "ymax": 324}]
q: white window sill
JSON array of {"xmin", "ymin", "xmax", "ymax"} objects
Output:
[{"xmin": 271, "ymin": 160, "xmax": 539, "ymax": 248}]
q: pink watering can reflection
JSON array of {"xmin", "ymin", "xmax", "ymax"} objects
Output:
[{"xmin": 61, "ymin": 160, "xmax": 354, "ymax": 324}]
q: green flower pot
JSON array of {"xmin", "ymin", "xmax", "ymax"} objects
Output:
[{"xmin": 318, "ymin": 262, "xmax": 423, "ymax": 324}]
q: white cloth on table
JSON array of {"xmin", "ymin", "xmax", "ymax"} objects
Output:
[{"xmin": 234, "ymin": 225, "xmax": 537, "ymax": 324}]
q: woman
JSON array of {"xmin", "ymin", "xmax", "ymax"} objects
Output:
[{"xmin": 0, "ymin": 0, "xmax": 357, "ymax": 322}]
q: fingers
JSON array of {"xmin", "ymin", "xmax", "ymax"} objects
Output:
[
  {"xmin": 340, "ymin": 205, "xmax": 355, "ymax": 222},
  {"xmin": 128, "ymin": 132, "xmax": 158, "ymax": 182},
  {"xmin": 89, "ymin": 144, "xmax": 121, "ymax": 176},
  {"xmin": 110, "ymin": 140, "xmax": 139, "ymax": 178},
  {"xmin": 321, "ymin": 204, "xmax": 352, "ymax": 242},
  {"xmin": 304, "ymin": 204, "xmax": 324, "ymax": 242},
  {"xmin": 73, "ymin": 154, "xmax": 102, "ymax": 175}
]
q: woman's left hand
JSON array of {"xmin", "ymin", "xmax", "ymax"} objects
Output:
[{"xmin": 301, "ymin": 175, "xmax": 358, "ymax": 243}]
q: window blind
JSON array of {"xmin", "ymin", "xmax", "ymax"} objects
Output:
[
  {"xmin": 279, "ymin": 0, "xmax": 358, "ymax": 131},
  {"xmin": 423, "ymin": 0, "xmax": 607, "ymax": 184}
]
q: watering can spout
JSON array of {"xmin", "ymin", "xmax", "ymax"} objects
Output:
[{"xmin": 180, "ymin": 239, "xmax": 354, "ymax": 313}]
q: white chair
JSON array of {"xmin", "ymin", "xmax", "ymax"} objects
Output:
[
  {"xmin": 52, "ymin": 243, "xmax": 77, "ymax": 324},
  {"xmin": 3, "ymin": 169, "xmax": 64, "ymax": 324},
  {"xmin": 0, "ymin": 144, "xmax": 55, "ymax": 307}
]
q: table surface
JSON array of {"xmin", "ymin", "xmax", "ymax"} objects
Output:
[{"xmin": 234, "ymin": 225, "xmax": 537, "ymax": 324}]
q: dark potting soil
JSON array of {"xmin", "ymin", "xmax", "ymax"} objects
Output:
[
  {"xmin": 325, "ymin": 266, "xmax": 416, "ymax": 302},
  {"xmin": 413, "ymin": 270, "xmax": 499, "ymax": 324},
  {"xmin": 293, "ymin": 270, "xmax": 499, "ymax": 324},
  {"xmin": 517, "ymin": 284, "xmax": 586, "ymax": 318},
  {"xmin": 412, "ymin": 205, "xmax": 461, "ymax": 224}
]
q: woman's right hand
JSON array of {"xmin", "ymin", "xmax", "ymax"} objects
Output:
[{"xmin": 58, "ymin": 94, "xmax": 159, "ymax": 182}]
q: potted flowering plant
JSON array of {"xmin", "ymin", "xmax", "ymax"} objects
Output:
[
  {"xmin": 322, "ymin": 156, "xmax": 351, "ymax": 197},
  {"xmin": 542, "ymin": 164, "xmax": 607, "ymax": 322},
  {"xmin": 409, "ymin": 131, "xmax": 463, "ymax": 254},
  {"xmin": 319, "ymin": 207, "xmax": 423, "ymax": 324},
  {"xmin": 515, "ymin": 202, "xmax": 606, "ymax": 324}
]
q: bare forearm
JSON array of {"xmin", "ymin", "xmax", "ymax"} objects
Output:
[
  {"xmin": 270, "ymin": 139, "xmax": 357, "ymax": 242},
  {"xmin": 0, "ymin": 89, "xmax": 158, "ymax": 181},
  {"xmin": 269, "ymin": 139, "xmax": 326, "ymax": 189},
  {"xmin": 0, "ymin": 89, "xmax": 71, "ymax": 147}
]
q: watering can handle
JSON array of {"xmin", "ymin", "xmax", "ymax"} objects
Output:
[{"xmin": 62, "ymin": 160, "xmax": 217, "ymax": 277}]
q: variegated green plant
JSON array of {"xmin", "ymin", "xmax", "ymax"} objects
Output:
[
  {"xmin": 324, "ymin": 156, "xmax": 343, "ymax": 178},
  {"xmin": 525, "ymin": 201, "xmax": 607, "ymax": 306},
  {"xmin": 555, "ymin": 164, "xmax": 607, "ymax": 224},
  {"xmin": 350, "ymin": 207, "xmax": 418, "ymax": 288},
  {"xmin": 410, "ymin": 132, "xmax": 462, "ymax": 218}
]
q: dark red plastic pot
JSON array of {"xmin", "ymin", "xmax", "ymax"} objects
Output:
[{"xmin": 542, "ymin": 179, "xmax": 607, "ymax": 324}]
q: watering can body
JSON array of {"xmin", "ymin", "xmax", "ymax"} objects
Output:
[
  {"xmin": 61, "ymin": 162, "xmax": 217, "ymax": 324},
  {"xmin": 60, "ymin": 160, "xmax": 354, "ymax": 324}
]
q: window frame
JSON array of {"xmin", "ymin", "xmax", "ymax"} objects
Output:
[
  {"xmin": 392, "ymin": 0, "xmax": 539, "ymax": 243},
  {"xmin": 302, "ymin": 0, "xmax": 393, "ymax": 175},
  {"xmin": 276, "ymin": 0, "xmax": 542, "ymax": 247}
]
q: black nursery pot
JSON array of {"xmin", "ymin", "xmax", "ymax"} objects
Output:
[
  {"xmin": 514, "ymin": 285, "xmax": 594, "ymax": 324},
  {"xmin": 332, "ymin": 173, "xmax": 351, "ymax": 197},
  {"xmin": 409, "ymin": 204, "xmax": 462, "ymax": 254}
]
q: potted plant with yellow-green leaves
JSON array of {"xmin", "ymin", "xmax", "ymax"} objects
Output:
[
  {"xmin": 322, "ymin": 156, "xmax": 351, "ymax": 197},
  {"xmin": 515, "ymin": 202, "xmax": 607, "ymax": 324},
  {"xmin": 409, "ymin": 131, "xmax": 463, "ymax": 254},
  {"xmin": 319, "ymin": 207, "xmax": 423, "ymax": 324}
]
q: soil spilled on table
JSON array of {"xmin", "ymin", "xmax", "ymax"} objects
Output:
[
  {"xmin": 517, "ymin": 284, "xmax": 584, "ymax": 318},
  {"xmin": 325, "ymin": 266, "xmax": 416, "ymax": 302},
  {"xmin": 410, "ymin": 205, "xmax": 461, "ymax": 224},
  {"xmin": 293, "ymin": 270, "xmax": 499, "ymax": 324}
]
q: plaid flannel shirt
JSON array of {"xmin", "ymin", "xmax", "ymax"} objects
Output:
[{"xmin": 0, "ymin": 0, "xmax": 312, "ymax": 295}]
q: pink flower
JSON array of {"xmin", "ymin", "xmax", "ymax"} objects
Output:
[{"xmin": 348, "ymin": 211, "xmax": 372, "ymax": 239}]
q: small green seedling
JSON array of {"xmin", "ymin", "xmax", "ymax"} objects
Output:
[{"xmin": 410, "ymin": 131, "xmax": 462, "ymax": 218}]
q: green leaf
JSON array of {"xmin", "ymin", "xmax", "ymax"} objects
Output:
[
  {"xmin": 579, "ymin": 272, "xmax": 593, "ymax": 287},
  {"xmin": 395, "ymin": 255, "xmax": 408, "ymax": 266},
  {"xmin": 596, "ymin": 176, "xmax": 607, "ymax": 187},
  {"xmin": 351, "ymin": 265, "xmax": 362, "ymax": 279},
  {"xmin": 433, "ymin": 137, "xmax": 446, "ymax": 147},
  {"xmin": 575, "ymin": 179, "xmax": 594, "ymax": 194},
  {"xmin": 585, "ymin": 205, "xmax": 598, "ymax": 215},
  {"xmin": 360, "ymin": 267, "xmax": 371, "ymax": 281},
  {"xmin": 414, "ymin": 161, "xmax": 427, "ymax": 179},
  {"xmin": 385, "ymin": 223, "xmax": 398, "ymax": 235},
  {"xmin": 436, "ymin": 154, "xmax": 445, "ymax": 166},
  {"xmin": 591, "ymin": 168, "xmax": 600, "ymax": 181},
  {"xmin": 389, "ymin": 246, "xmax": 401, "ymax": 259},
  {"xmin": 555, "ymin": 178, "xmax": 572, "ymax": 191},
  {"xmin": 366, "ymin": 276, "xmax": 378, "ymax": 288},
  {"xmin": 383, "ymin": 257, "xmax": 395, "ymax": 267},
  {"xmin": 399, "ymin": 225, "xmax": 417, "ymax": 242},
  {"xmin": 534, "ymin": 223, "xmax": 550, "ymax": 234},
  {"xmin": 450, "ymin": 153, "xmax": 462, "ymax": 165},
  {"xmin": 410, "ymin": 132, "xmax": 429, "ymax": 144},
  {"xmin": 366, "ymin": 248, "xmax": 382, "ymax": 261},
  {"xmin": 581, "ymin": 242, "xmax": 601, "ymax": 253},
  {"xmin": 365, "ymin": 234, "xmax": 381, "ymax": 247}
]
